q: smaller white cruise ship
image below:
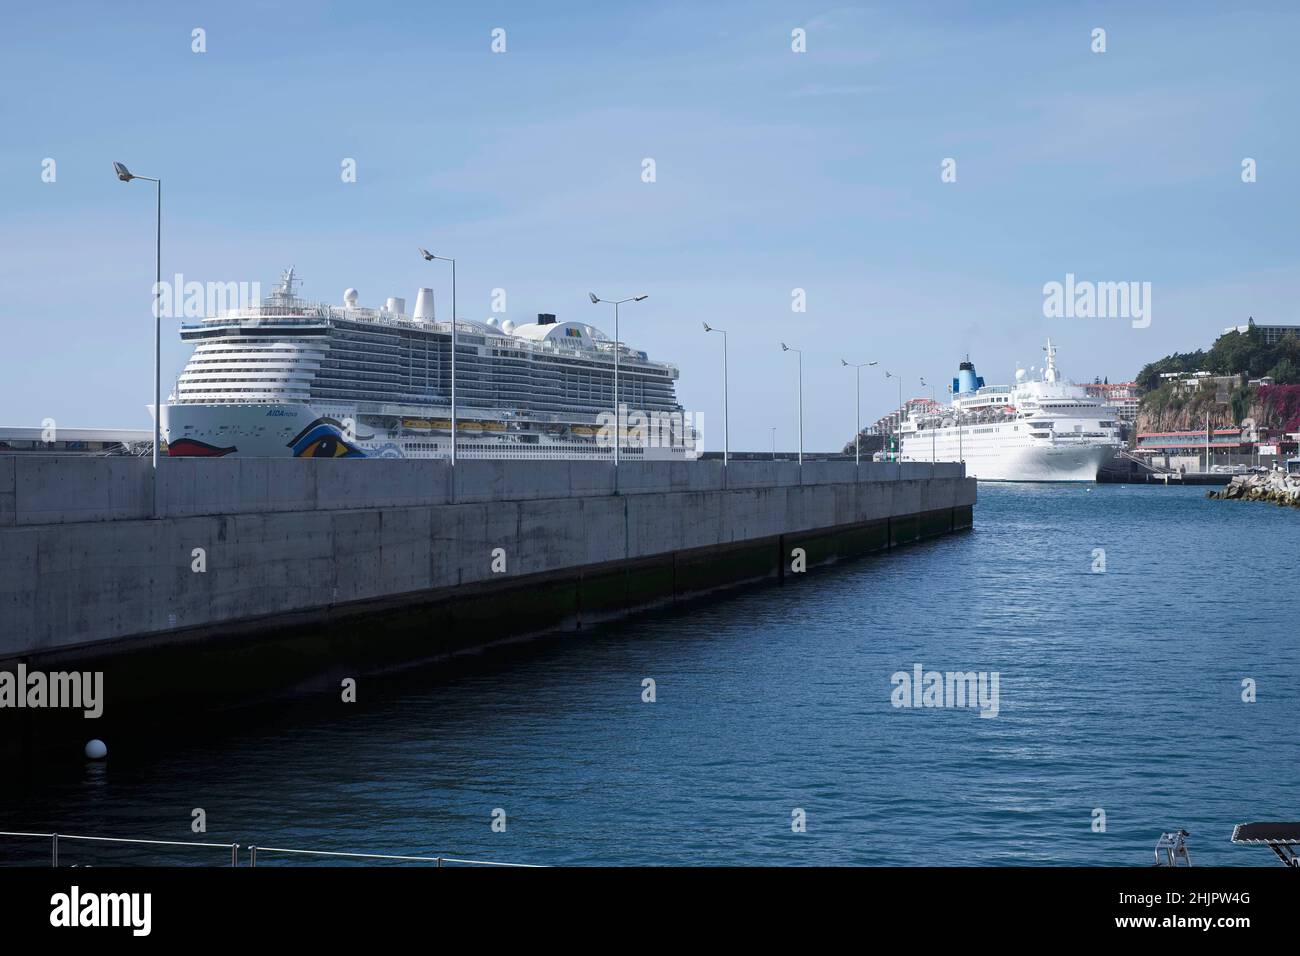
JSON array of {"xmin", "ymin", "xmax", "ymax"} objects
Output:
[{"xmin": 898, "ymin": 341, "xmax": 1122, "ymax": 482}]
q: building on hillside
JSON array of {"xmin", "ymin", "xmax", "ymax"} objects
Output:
[
  {"xmin": 1157, "ymin": 370, "xmax": 1246, "ymax": 396},
  {"xmin": 1082, "ymin": 381, "xmax": 1141, "ymax": 422},
  {"xmin": 867, "ymin": 398, "xmax": 939, "ymax": 437},
  {"xmin": 1221, "ymin": 318, "xmax": 1300, "ymax": 346}
]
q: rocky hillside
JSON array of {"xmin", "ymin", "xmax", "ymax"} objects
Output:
[
  {"xmin": 1134, "ymin": 323, "xmax": 1300, "ymax": 434},
  {"xmin": 1136, "ymin": 382, "xmax": 1300, "ymax": 435}
]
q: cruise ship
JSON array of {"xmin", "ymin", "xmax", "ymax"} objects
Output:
[
  {"xmin": 160, "ymin": 269, "xmax": 695, "ymax": 459},
  {"xmin": 898, "ymin": 341, "xmax": 1122, "ymax": 481}
]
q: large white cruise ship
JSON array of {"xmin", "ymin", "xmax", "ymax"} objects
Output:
[
  {"xmin": 898, "ymin": 341, "xmax": 1121, "ymax": 481},
  {"xmin": 160, "ymin": 269, "xmax": 695, "ymax": 459}
]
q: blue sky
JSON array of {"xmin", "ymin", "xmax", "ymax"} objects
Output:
[{"xmin": 2, "ymin": 1, "xmax": 1296, "ymax": 451}]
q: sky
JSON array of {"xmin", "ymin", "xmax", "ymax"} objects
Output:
[{"xmin": 2, "ymin": 0, "xmax": 1297, "ymax": 452}]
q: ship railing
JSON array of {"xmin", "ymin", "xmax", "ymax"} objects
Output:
[{"xmin": 0, "ymin": 830, "xmax": 240, "ymax": 867}]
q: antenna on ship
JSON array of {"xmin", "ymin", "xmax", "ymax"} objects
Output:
[
  {"xmin": 268, "ymin": 267, "xmax": 300, "ymax": 306},
  {"xmin": 1042, "ymin": 339, "xmax": 1059, "ymax": 383}
]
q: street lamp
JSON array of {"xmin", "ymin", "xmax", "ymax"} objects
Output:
[
  {"xmin": 114, "ymin": 161, "xmax": 162, "ymax": 519},
  {"xmin": 589, "ymin": 292, "xmax": 647, "ymax": 467},
  {"xmin": 948, "ymin": 383, "xmax": 964, "ymax": 464},
  {"xmin": 920, "ymin": 377, "xmax": 937, "ymax": 465},
  {"xmin": 703, "ymin": 322, "xmax": 728, "ymax": 466},
  {"xmin": 418, "ymin": 248, "xmax": 456, "ymax": 465},
  {"xmin": 841, "ymin": 359, "xmax": 877, "ymax": 467},
  {"xmin": 781, "ymin": 343, "xmax": 803, "ymax": 466},
  {"xmin": 884, "ymin": 369, "xmax": 903, "ymax": 469}
]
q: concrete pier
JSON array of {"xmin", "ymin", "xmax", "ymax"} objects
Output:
[{"xmin": 0, "ymin": 457, "xmax": 973, "ymax": 747}]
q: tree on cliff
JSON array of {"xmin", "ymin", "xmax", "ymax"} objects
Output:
[
  {"xmin": 1136, "ymin": 349, "xmax": 1207, "ymax": 391},
  {"xmin": 1136, "ymin": 327, "xmax": 1300, "ymax": 390},
  {"xmin": 1267, "ymin": 357, "xmax": 1298, "ymax": 385}
]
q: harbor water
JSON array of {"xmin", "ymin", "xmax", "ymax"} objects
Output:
[{"xmin": 3, "ymin": 483, "xmax": 1297, "ymax": 866}]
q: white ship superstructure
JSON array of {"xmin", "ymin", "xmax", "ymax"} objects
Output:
[
  {"xmin": 898, "ymin": 341, "xmax": 1121, "ymax": 481},
  {"xmin": 161, "ymin": 269, "xmax": 694, "ymax": 459}
]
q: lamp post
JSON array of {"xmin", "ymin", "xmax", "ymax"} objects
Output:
[
  {"xmin": 780, "ymin": 343, "xmax": 803, "ymax": 466},
  {"xmin": 841, "ymin": 360, "xmax": 877, "ymax": 467},
  {"xmin": 113, "ymin": 162, "xmax": 162, "ymax": 519},
  {"xmin": 884, "ymin": 369, "xmax": 903, "ymax": 471},
  {"xmin": 920, "ymin": 377, "xmax": 937, "ymax": 466},
  {"xmin": 702, "ymin": 322, "xmax": 728, "ymax": 466},
  {"xmin": 418, "ymin": 249, "xmax": 456, "ymax": 465},
  {"xmin": 770, "ymin": 427, "xmax": 776, "ymax": 460},
  {"xmin": 949, "ymin": 383, "xmax": 964, "ymax": 464},
  {"xmin": 589, "ymin": 293, "xmax": 648, "ymax": 466}
]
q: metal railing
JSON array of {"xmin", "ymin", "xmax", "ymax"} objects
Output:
[
  {"xmin": 248, "ymin": 846, "xmax": 541, "ymax": 867},
  {"xmin": 1, "ymin": 831, "xmax": 538, "ymax": 868},
  {"xmin": 0, "ymin": 831, "xmax": 239, "ymax": 867}
]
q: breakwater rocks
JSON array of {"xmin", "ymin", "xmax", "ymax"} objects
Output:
[{"xmin": 1207, "ymin": 472, "xmax": 1300, "ymax": 507}]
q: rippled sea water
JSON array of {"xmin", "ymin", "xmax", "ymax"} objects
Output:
[{"xmin": 4, "ymin": 483, "xmax": 1298, "ymax": 866}]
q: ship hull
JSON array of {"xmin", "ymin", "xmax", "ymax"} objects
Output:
[
  {"xmin": 901, "ymin": 429, "xmax": 1117, "ymax": 482},
  {"xmin": 161, "ymin": 402, "xmax": 371, "ymax": 458},
  {"xmin": 972, "ymin": 443, "xmax": 1117, "ymax": 482},
  {"xmin": 161, "ymin": 402, "xmax": 696, "ymax": 460}
]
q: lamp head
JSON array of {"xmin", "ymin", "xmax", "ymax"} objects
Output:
[
  {"xmin": 781, "ymin": 342, "xmax": 789, "ymax": 352},
  {"xmin": 112, "ymin": 161, "xmax": 134, "ymax": 182},
  {"xmin": 633, "ymin": 294, "xmax": 648, "ymax": 302},
  {"xmin": 588, "ymin": 292, "xmax": 600, "ymax": 304},
  {"xmin": 702, "ymin": 322, "xmax": 712, "ymax": 332},
  {"xmin": 418, "ymin": 248, "xmax": 435, "ymax": 261}
]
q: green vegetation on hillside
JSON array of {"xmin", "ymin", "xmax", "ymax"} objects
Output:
[{"xmin": 1135, "ymin": 324, "xmax": 1300, "ymax": 391}]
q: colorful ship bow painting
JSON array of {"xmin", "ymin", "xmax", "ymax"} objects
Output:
[
  {"xmin": 167, "ymin": 438, "xmax": 238, "ymax": 457},
  {"xmin": 287, "ymin": 418, "xmax": 367, "ymax": 458}
]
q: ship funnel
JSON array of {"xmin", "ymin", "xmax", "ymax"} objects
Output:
[
  {"xmin": 385, "ymin": 297, "xmax": 406, "ymax": 316},
  {"xmin": 413, "ymin": 287, "xmax": 436, "ymax": 321},
  {"xmin": 954, "ymin": 359, "xmax": 984, "ymax": 395}
]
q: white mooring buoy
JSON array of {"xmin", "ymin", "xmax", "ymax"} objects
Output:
[{"xmin": 84, "ymin": 739, "xmax": 107, "ymax": 760}]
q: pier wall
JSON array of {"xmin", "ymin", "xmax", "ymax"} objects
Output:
[{"xmin": 0, "ymin": 458, "xmax": 973, "ymax": 716}]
